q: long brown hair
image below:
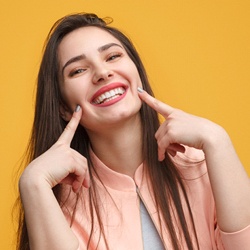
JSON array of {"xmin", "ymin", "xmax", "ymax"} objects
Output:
[{"xmin": 16, "ymin": 13, "xmax": 199, "ymax": 250}]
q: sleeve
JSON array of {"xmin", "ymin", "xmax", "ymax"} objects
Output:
[
  {"xmin": 173, "ymin": 147, "xmax": 250, "ymax": 249},
  {"xmin": 217, "ymin": 225, "xmax": 250, "ymax": 250}
]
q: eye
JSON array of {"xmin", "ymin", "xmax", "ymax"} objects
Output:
[
  {"xmin": 106, "ymin": 53, "xmax": 122, "ymax": 62},
  {"xmin": 69, "ymin": 68, "xmax": 86, "ymax": 77}
]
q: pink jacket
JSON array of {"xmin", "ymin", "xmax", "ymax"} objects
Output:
[{"xmin": 63, "ymin": 148, "xmax": 250, "ymax": 249}]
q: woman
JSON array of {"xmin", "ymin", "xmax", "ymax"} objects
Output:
[{"xmin": 17, "ymin": 13, "xmax": 250, "ymax": 250}]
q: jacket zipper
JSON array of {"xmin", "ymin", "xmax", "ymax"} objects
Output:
[{"xmin": 136, "ymin": 185, "xmax": 167, "ymax": 249}]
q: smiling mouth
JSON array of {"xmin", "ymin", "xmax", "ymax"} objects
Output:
[{"xmin": 92, "ymin": 87, "xmax": 126, "ymax": 105}]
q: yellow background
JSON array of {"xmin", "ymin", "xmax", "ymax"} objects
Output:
[{"xmin": 1, "ymin": 1, "xmax": 249, "ymax": 249}]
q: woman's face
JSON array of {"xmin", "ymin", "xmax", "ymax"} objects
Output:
[{"xmin": 58, "ymin": 26, "xmax": 143, "ymax": 131}]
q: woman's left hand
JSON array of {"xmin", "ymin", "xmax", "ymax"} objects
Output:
[
  {"xmin": 138, "ymin": 88, "xmax": 224, "ymax": 160},
  {"xmin": 138, "ymin": 88, "xmax": 250, "ymax": 233}
]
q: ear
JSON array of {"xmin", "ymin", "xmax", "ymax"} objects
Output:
[{"xmin": 59, "ymin": 103, "xmax": 72, "ymax": 122}]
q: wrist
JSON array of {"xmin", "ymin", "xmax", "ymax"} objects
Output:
[
  {"xmin": 202, "ymin": 123, "xmax": 231, "ymax": 154},
  {"xmin": 19, "ymin": 167, "xmax": 52, "ymax": 194}
]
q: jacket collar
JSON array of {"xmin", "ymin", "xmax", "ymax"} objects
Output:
[{"xmin": 90, "ymin": 149, "xmax": 144, "ymax": 192}]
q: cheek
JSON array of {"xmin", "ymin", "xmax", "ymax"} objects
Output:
[
  {"xmin": 129, "ymin": 65, "xmax": 142, "ymax": 87},
  {"xmin": 78, "ymin": 109, "xmax": 98, "ymax": 130},
  {"xmin": 60, "ymin": 88, "xmax": 77, "ymax": 110},
  {"xmin": 60, "ymin": 82, "xmax": 88, "ymax": 109}
]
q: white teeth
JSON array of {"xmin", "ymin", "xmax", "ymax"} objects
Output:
[
  {"xmin": 105, "ymin": 92, "xmax": 111, "ymax": 98},
  {"xmin": 93, "ymin": 87, "xmax": 125, "ymax": 104}
]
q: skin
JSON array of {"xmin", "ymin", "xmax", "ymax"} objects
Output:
[
  {"xmin": 59, "ymin": 27, "xmax": 143, "ymax": 131},
  {"xmin": 19, "ymin": 26, "xmax": 250, "ymax": 250},
  {"xmin": 138, "ymin": 90, "xmax": 250, "ymax": 233},
  {"xmin": 59, "ymin": 27, "xmax": 143, "ymax": 176}
]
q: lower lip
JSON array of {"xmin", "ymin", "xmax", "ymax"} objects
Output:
[{"xmin": 92, "ymin": 90, "xmax": 127, "ymax": 107}]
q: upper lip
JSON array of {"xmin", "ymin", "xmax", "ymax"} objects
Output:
[{"xmin": 91, "ymin": 82, "xmax": 127, "ymax": 104}]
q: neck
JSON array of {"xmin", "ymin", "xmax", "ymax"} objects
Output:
[{"xmin": 87, "ymin": 115, "xmax": 143, "ymax": 177}]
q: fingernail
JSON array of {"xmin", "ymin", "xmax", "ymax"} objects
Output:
[
  {"xmin": 75, "ymin": 105, "xmax": 81, "ymax": 112},
  {"xmin": 137, "ymin": 87, "xmax": 144, "ymax": 93}
]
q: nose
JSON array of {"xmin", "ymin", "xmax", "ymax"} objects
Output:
[{"xmin": 92, "ymin": 64, "xmax": 114, "ymax": 84}]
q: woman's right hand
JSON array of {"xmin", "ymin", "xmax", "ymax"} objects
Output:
[{"xmin": 20, "ymin": 106, "xmax": 90, "ymax": 193}]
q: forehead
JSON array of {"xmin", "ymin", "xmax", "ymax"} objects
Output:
[{"xmin": 58, "ymin": 26, "xmax": 122, "ymax": 58}]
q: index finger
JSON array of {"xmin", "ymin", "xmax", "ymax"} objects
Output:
[
  {"xmin": 58, "ymin": 105, "xmax": 82, "ymax": 145},
  {"xmin": 137, "ymin": 87, "xmax": 174, "ymax": 117}
]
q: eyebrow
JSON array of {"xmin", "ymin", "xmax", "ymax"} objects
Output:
[
  {"xmin": 61, "ymin": 42, "xmax": 123, "ymax": 74},
  {"xmin": 98, "ymin": 42, "xmax": 122, "ymax": 52}
]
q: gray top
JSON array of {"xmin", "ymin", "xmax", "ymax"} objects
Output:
[{"xmin": 140, "ymin": 200, "xmax": 166, "ymax": 250}]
